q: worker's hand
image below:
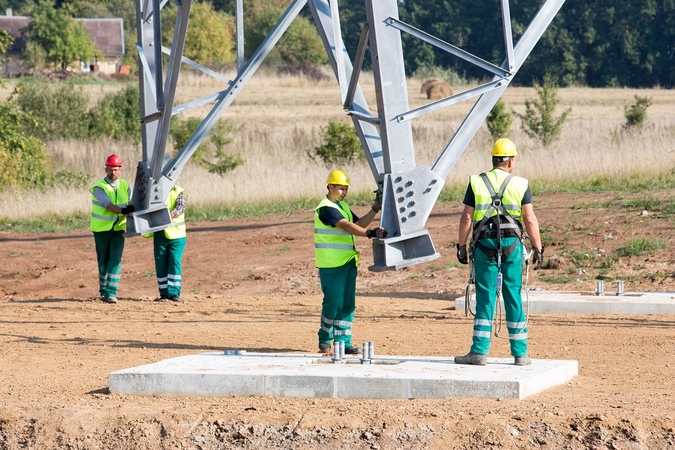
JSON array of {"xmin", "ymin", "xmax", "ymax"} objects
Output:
[
  {"xmin": 531, "ymin": 246, "xmax": 544, "ymax": 270},
  {"xmin": 121, "ymin": 204, "xmax": 135, "ymax": 215},
  {"xmin": 456, "ymin": 243, "xmax": 468, "ymax": 265},
  {"xmin": 371, "ymin": 191, "xmax": 382, "ymax": 213},
  {"xmin": 366, "ymin": 227, "xmax": 387, "ymax": 239}
]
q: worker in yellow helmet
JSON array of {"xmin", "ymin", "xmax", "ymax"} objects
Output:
[
  {"xmin": 455, "ymin": 138, "xmax": 543, "ymax": 366},
  {"xmin": 89, "ymin": 154, "xmax": 134, "ymax": 304},
  {"xmin": 314, "ymin": 169, "xmax": 387, "ymax": 355}
]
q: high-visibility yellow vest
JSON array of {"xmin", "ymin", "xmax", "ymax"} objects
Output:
[
  {"xmin": 469, "ymin": 169, "xmax": 528, "ymax": 224},
  {"xmin": 163, "ymin": 186, "xmax": 186, "ymax": 239},
  {"xmin": 143, "ymin": 186, "xmax": 187, "ymax": 239},
  {"xmin": 89, "ymin": 178, "xmax": 130, "ymax": 232},
  {"xmin": 314, "ymin": 197, "xmax": 359, "ymax": 268}
]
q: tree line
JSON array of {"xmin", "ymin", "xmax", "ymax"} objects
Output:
[{"xmin": 3, "ymin": 0, "xmax": 674, "ymax": 87}]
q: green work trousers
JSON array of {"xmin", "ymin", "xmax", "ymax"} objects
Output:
[
  {"xmin": 93, "ymin": 230, "xmax": 125, "ymax": 297},
  {"xmin": 153, "ymin": 233, "xmax": 186, "ymax": 298},
  {"xmin": 317, "ymin": 259, "xmax": 357, "ymax": 348},
  {"xmin": 471, "ymin": 237, "xmax": 528, "ymax": 357}
]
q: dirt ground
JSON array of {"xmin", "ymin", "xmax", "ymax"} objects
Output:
[{"xmin": 2, "ymin": 192, "xmax": 675, "ymax": 449}]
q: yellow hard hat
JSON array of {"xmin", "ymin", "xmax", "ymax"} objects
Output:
[
  {"xmin": 491, "ymin": 138, "xmax": 518, "ymax": 157},
  {"xmin": 326, "ymin": 169, "xmax": 350, "ymax": 186}
]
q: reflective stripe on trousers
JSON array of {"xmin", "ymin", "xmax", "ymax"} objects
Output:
[{"xmin": 470, "ymin": 237, "xmax": 528, "ymax": 357}]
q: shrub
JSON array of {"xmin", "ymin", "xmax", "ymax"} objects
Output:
[
  {"xmin": 87, "ymin": 84, "xmax": 141, "ymax": 141},
  {"xmin": 14, "ymin": 80, "xmax": 90, "ymax": 140},
  {"xmin": 486, "ymin": 99, "xmax": 512, "ymax": 141},
  {"xmin": 514, "ymin": 73, "xmax": 571, "ymax": 147},
  {"xmin": 412, "ymin": 63, "xmax": 466, "ymax": 87},
  {"xmin": 311, "ymin": 120, "xmax": 363, "ymax": 166},
  {"xmin": 0, "ymin": 101, "xmax": 88, "ymax": 191},
  {"xmin": 169, "ymin": 117, "xmax": 243, "ymax": 175},
  {"xmin": 0, "ymin": 102, "xmax": 48, "ymax": 189},
  {"xmin": 623, "ymin": 95, "xmax": 652, "ymax": 128},
  {"xmin": 21, "ymin": 41, "xmax": 48, "ymax": 71}
]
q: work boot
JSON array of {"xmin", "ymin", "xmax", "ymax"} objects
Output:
[
  {"xmin": 169, "ymin": 295, "xmax": 182, "ymax": 303},
  {"xmin": 318, "ymin": 343, "xmax": 331, "ymax": 354},
  {"xmin": 345, "ymin": 345, "xmax": 361, "ymax": 355},
  {"xmin": 515, "ymin": 355, "xmax": 531, "ymax": 366},
  {"xmin": 102, "ymin": 296, "xmax": 117, "ymax": 304},
  {"xmin": 454, "ymin": 352, "xmax": 487, "ymax": 365}
]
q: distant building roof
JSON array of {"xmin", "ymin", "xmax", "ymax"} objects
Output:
[
  {"xmin": 0, "ymin": 15, "xmax": 30, "ymax": 53},
  {"xmin": 77, "ymin": 19, "xmax": 125, "ymax": 56},
  {"xmin": 0, "ymin": 15, "xmax": 124, "ymax": 56}
]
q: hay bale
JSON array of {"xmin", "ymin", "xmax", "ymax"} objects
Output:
[
  {"xmin": 427, "ymin": 81, "xmax": 453, "ymax": 100},
  {"xmin": 420, "ymin": 78, "xmax": 441, "ymax": 94}
]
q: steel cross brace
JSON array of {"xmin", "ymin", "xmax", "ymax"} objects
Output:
[{"xmin": 126, "ymin": 0, "xmax": 565, "ymax": 273}]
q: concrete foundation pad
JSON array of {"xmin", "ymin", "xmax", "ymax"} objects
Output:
[
  {"xmin": 109, "ymin": 352, "xmax": 577, "ymax": 400},
  {"xmin": 456, "ymin": 290, "xmax": 675, "ymax": 314}
]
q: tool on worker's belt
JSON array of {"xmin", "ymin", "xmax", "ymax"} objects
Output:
[
  {"xmin": 464, "ymin": 248, "xmax": 476, "ymax": 317},
  {"xmin": 467, "ymin": 172, "xmax": 526, "ymax": 340}
]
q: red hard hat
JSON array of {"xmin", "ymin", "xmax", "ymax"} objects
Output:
[{"xmin": 105, "ymin": 154, "xmax": 122, "ymax": 167}]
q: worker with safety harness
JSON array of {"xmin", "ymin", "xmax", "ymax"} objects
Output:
[
  {"xmin": 89, "ymin": 154, "xmax": 135, "ymax": 304},
  {"xmin": 454, "ymin": 138, "xmax": 543, "ymax": 366},
  {"xmin": 314, "ymin": 169, "xmax": 387, "ymax": 355}
]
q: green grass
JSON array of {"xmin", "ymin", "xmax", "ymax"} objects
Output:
[
  {"xmin": 531, "ymin": 170, "xmax": 675, "ymax": 195},
  {"xmin": 538, "ymin": 274, "xmax": 576, "ymax": 284},
  {"xmin": 3, "ymin": 169, "xmax": 675, "ymax": 234},
  {"xmin": 614, "ymin": 237, "xmax": 667, "ymax": 257},
  {"xmin": 0, "ymin": 211, "xmax": 90, "ymax": 234}
]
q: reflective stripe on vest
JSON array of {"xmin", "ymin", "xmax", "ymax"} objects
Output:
[
  {"xmin": 163, "ymin": 186, "xmax": 187, "ymax": 239},
  {"xmin": 314, "ymin": 197, "xmax": 359, "ymax": 268},
  {"xmin": 89, "ymin": 179, "xmax": 130, "ymax": 232},
  {"xmin": 469, "ymin": 169, "xmax": 528, "ymax": 224}
]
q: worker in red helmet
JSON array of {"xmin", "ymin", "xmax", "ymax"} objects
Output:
[{"xmin": 89, "ymin": 154, "xmax": 134, "ymax": 304}]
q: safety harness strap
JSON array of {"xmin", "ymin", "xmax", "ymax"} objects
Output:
[
  {"xmin": 471, "ymin": 173, "xmax": 522, "ymax": 248},
  {"xmin": 475, "ymin": 238, "xmax": 520, "ymax": 261}
]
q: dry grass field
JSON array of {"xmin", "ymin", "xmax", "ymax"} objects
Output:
[
  {"xmin": 2, "ymin": 72, "xmax": 675, "ymax": 449},
  {"xmin": 1, "ymin": 71, "xmax": 674, "ymax": 218}
]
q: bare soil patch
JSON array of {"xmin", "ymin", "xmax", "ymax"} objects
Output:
[{"xmin": 1, "ymin": 192, "xmax": 675, "ymax": 449}]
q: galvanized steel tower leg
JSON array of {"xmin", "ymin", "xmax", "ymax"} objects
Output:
[
  {"xmin": 127, "ymin": 0, "xmax": 565, "ymax": 272},
  {"xmin": 310, "ymin": 0, "xmax": 564, "ymax": 270}
]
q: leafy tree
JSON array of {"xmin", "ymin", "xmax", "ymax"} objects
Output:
[
  {"xmin": 310, "ymin": 120, "xmax": 363, "ymax": 166},
  {"xmin": 243, "ymin": 0, "xmax": 327, "ymax": 66},
  {"xmin": 169, "ymin": 117, "xmax": 244, "ymax": 176},
  {"xmin": 0, "ymin": 28, "xmax": 11, "ymax": 54},
  {"xmin": 23, "ymin": 0, "xmax": 99, "ymax": 71},
  {"xmin": 514, "ymin": 74, "xmax": 570, "ymax": 147},
  {"xmin": 87, "ymin": 84, "xmax": 142, "ymax": 141},
  {"xmin": 0, "ymin": 29, "xmax": 12, "ymax": 86},
  {"xmin": 486, "ymin": 99, "xmax": 512, "ymax": 141},
  {"xmin": 0, "ymin": 101, "xmax": 49, "ymax": 190},
  {"xmin": 623, "ymin": 95, "xmax": 652, "ymax": 129},
  {"xmin": 337, "ymin": 0, "xmax": 370, "ymax": 70},
  {"xmin": 21, "ymin": 41, "xmax": 48, "ymax": 70},
  {"xmin": 14, "ymin": 80, "xmax": 90, "ymax": 140},
  {"xmin": 160, "ymin": 0, "xmax": 235, "ymax": 67}
]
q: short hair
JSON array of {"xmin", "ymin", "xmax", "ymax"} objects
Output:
[{"xmin": 492, "ymin": 156, "xmax": 512, "ymax": 166}]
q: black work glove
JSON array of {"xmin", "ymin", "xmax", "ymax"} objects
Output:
[
  {"xmin": 531, "ymin": 246, "xmax": 544, "ymax": 270},
  {"xmin": 456, "ymin": 243, "xmax": 468, "ymax": 265},
  {"xmin": 366, "ymin": 227, "xmax": 387, "ymax": 239},
  {"xmin": 121, "ymin": 204, "xmax": 135, "ymax": 215}
]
